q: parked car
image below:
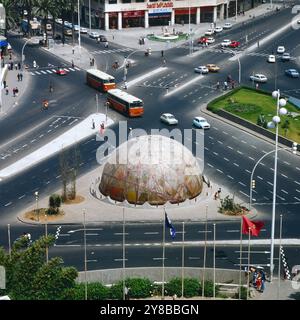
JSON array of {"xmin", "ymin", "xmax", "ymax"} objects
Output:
[
  {"xmin": 285, "ymin": 69, "xmax": 299, "ymax": 78},
  {"xmin": 80, "ymin": 27, "xmax": 88, "ymax": 34},
  {"xmin": 193, "ymin": 117, "xmax": 211, "ymax": 129},
  {"xmin": 229, "ymin": 41, "xmax": 240, "ymax": 48},
  {"xmin": 250, "ymin": 73, "xmax": 268, "ymax": 83},
  {"xmin": 46, "ymin": 23, "xmax": 52, "ymax": 31},
  {"xmin": 281, "ymin": 52, "xmax": 291, "ymax": 61},
  {"xmin": 73, "ymin": 25, "xmax": 80, "ymax": 32},
  {"xmin": 194, "ymin": 66, "xmax": 209, "ymax": 74},
  {"xmin": 198, "ymin": 36, "xmax": 208, "ymax": 44},
  {"xmin": 98, "ymin": 35, "xmax": 107, "ymax": 42},
  {"xmin": 160, "ymin": 113, "xmax": 178, "ymax": 125},
  {"xmin": 277, "ymin": 46, "xmax": 285, "ymax": 53},
  {"xmin": 221, "ymin": 39, "xmax": 231, "ymax": 47},
  {"xmin": 206, "ymin": 64, "xmax": 220, "ymax": 72},
  {"xmin": 267, "ymin": 55, "xmax": 276, "ymax": 63},
  {"xmin": 206, "ymin": 37, "xmax": 215, "ymax": 44},
  {"xmin": 55, "ymin": 18, "xmax": 63, "ymax": 24},
  {"xmin": 56, "ymin": 68, "xmax": 67, "ymax": 76},
  {"xmin": 223, "ymin": 22, "xmax": 232, "ymax": 29},
  {"xmin": 205, "ymin": 29, "xmax": 214, "ymax": 36},
  {"xmin": 215, "ymin": 26, "xmax": 223, "ymax": 33},
  {"xmin": 64, "ymin": 29, "xmax": 72, "ymax": 36},
  {"xmin": 89, "ymin": 31, "xmax": 100, "ymax": 39}
]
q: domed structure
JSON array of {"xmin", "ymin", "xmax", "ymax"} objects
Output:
[{"xmin": 99, "ymin": 135, "xmax": 203, "ymax": 205}]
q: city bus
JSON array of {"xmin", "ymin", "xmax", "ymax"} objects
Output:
[
  {"xmin": 107, "ymin": 89, "xmax": 144, "ymax": 117},
  {"xmin": 86, "ymin": 69, "xmax": 116, "ymax": 92}
]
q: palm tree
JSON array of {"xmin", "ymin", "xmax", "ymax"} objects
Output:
[
  {"xmin": 1, "ymin": 0, "xmax": 19, "ymax": 33},
  {"xmin": 17, "ymin": 0, "xmax": 36, "ymax": 37}
]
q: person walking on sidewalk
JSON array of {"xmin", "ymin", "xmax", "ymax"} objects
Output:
[{"xmin": 20, "ymin": 73, "xmax": 23, "ymax": 81}]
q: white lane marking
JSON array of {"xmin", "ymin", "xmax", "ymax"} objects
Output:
[
  {"xmin": 114, "ymin": 232, "xmax": 129, "ymax": 235},
  {"xmin": 213, "ymin": 152, "xmax": 219, "ymax": 156},
  {"xmin": 74, "ymin": 67, "xmax": 80, "ymax": 70},
  {"xmin": 165, "ymin": 75, "xmax": 204, "ymax": 96},
  {"xmin": 30, "ymin": 72, "xmax": 35, "ymax": 75},
  {"xmin": 248, "ymin": 156, "xmax": 255, "ymax": 161},
  {"xmin": 227, "ymin": 146, "xmax": 233, "ymax": 150},
  {"xmin": 226, "ymin": 230, "xmax": 239, "ymax": 233},
  {"xmin": 296, "ymin": 189, "xmax": 300, "ymax": 193},
  {"xmin": 63, "ymin": 68, "xmax": 69, "ymax": 72},
  {"xmin": 224, "ymin": 157, "xmax": 229, "ymax": 162},
  {"xmin": 233, "ymin": 163, "xmax": 239, "ymax": 167},
  {"xmin": 56, "ymin": 175, "xmax": 61, "ymax": 179},
  {"xmin": 4, "ymin": 202, "xmax": 12, "ymax": 206},
  {"xmin": 39, "ymin": 134, "xmax": 44, "ymax": 138},
  {"xmin": 213, "ymin": 127, "xmax": 219, "ymax": 131},
  {"xmin": 217, "ymin": 140, "xmax": 223, "ymax": 145},
  {"xmin": 227, "ymin": 175, "xmax": 234, "ymax": 180},
  {"xmin": 35, "ymin": 71, "xmax": 41, "ymax": 75},
  {"xmin": 128, "ymin": 67, "xmax": 166, "ymax": 88},
  {"xmin": 114, "ymin": 259, "xmax": 128, "ymax": 261},
  {"xmin": 276, "ymin": 195, "xmax": 285, "ymax": 201},
  {"xmin": 238, "ymin": 181, "xmax": 246, "ymax": 187},
  {"xmin": 69, "ymin": 68, "xmax": 75, "ymax": 71},
  {"xmin": 86, "ymin": 233, "xmax": 99, "ymax": 236},
  {"xmin": 257, "ymin": 176, "xmax": 263, "ymax": 180},
  {"xmin": 51, "ymin": 69, "xmax": 57, "ymax": 72},
  {"xmin": 281, "ymin": 189, "xmax": 288, "ymax": 195},
  {"xmin": 283, "ymin": 161, "xmax": 290, "ymax": 166},
  {"xmin": 241, "ymin": 140, "xmax": 247, "ymax": 144},
  {"xmin": 30, "ymin": 139, "xmax": 36, "ymax": 143},
  {"xmin": 207, "ymin": 163, "xmax": 214, "ymax": 168},
  {"xmin": 237, "ymin": 150, "xmax": 243, "ymax": 155},
  {"xmin": 18, "ymin": 194, "xmax": 25, "ymax": 199},
  {"xmin": 222, "ymin": 131, "xmax": 228, "ymax": 135},
  {"xmin": 144, "ymin": 232, "xmax": 159, "ymax": 235},
  {"xmin": 40, "ymin": 70, "xmax": 47, "ymax": 74},
  {"xmin": 280, "ymin": 173, "xmax": 288, "ymax": 178},
  {"xmin": 216, "ymin": 169, "xmax": 223, "ymax": 174},
  {"xmin": 239, "ymin": 191, "xmax": 249, "ymax": 197},
  {"xmin": 208, "ymin": 136, "xmax": 214, "ymax": 140},
  {"xmin": 188, "ymin": 257, "xmax": 201, "ymax": 260},
  {"xmin": 295, "ymin": 181, "xmax": 300, "ymax": 186},
  {"xmin": 267, "ymin": 181, "xmax": 273, "ymax": 186},
  {"xmin": 251, "ymin": 145, "xmax": 257, "ymax": 149},
  {"xmin": 294, "ymin": 196, "xmax": 300, "ymax": 201},
  {"xmin": 46, "ymin": 70, "xmax": 52, "ymax": 74},
  {"xmin": 245, "ymin": 169, "xmax": 251, "ymax": 174},
  {"xmin": 232, "ymin": 136, "xmax": 238, "ymax": 140},
  {"xmin": 47, "ymin": 130, "xmax": 52, "ymax": 133}
]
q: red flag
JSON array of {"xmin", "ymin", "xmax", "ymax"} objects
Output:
[{"xmin": 242, "ymin": 216, "xmax": 264, "ymax": 237}]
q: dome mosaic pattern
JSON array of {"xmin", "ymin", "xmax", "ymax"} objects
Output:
[{"xmin": 99, "ymin": 135, "xmax": 203, "ymax": 205}]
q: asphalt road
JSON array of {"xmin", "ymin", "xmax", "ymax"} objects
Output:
[{"xmin": 0, "ymin": 7, "xmax": 300, "ymax": 272}]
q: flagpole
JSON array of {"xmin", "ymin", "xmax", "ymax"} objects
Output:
[
  {"xmin": 162, "ymin": 208, "xmax": 166, "ymax": 300},
  {"xmin": 277, "ymin": 214, "xmax": 283, "ymax": 300},
  {"xmin": 202, "ymin": 205, "xmax": 208, "ymax": 298},
  {"xmin": 246, "ymin": 227, "xmax": 251, "ymax": 300},
  {"xmin": 122, "ymin": 207, "xmax": 126, "ymax": 300},
  {"xmin": 181, "ymin": 221, "xmax": 185, "ymax": 298},
  {"xmin": 239, "ymin": 217, "xmax": 243, "ymax": 299},
  {"xmin": 213, "ymin": 223, "xmax": 216, "ymax": 299}
]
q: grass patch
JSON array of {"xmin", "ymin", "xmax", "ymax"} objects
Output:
[
  {"xmin": 209, "ymin": 87, "xmax": 300, "ymax": 143},
  {"xmin": 24, "ymin": 208, "xmax": 65, "ymax": 222}
]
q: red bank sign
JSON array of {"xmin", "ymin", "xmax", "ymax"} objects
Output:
[{"xmin": 147, "ymin": 2, "xmax": 174, "ymax": 9}]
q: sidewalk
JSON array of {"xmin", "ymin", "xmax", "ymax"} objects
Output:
[
  {"xmin": 88, "ymin": 3, "xmax": 282, "ymax": 51},
  {"xmin": 42, "ymin": 43, "xmax": 97, "ymax": 71}
]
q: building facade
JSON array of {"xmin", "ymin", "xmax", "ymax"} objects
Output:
[{"xmin": 82, "ymin": 0, "xmax": 262, "ymax": 30}]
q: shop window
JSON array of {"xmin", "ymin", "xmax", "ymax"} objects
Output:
[
  {"xmin": 122, "ymin": 0, "xmax": 131, "ymax": 2},
  {"xmin": 149, "ymin": 0, "xmax": 158, "ymax": 2},
  {"xmin": 135, "ymin": 0, "xmax": 145, "ymax": 2},
  {"xmin": 108, "ymin": 0, "xmax": 117, "ymax": 4}
]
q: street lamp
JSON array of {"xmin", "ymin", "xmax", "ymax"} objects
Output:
[
  {"xmin": 21, "ymin": 38, "xmax": 33, "ymax": 71},
  {"xmin": 268, "ymin": 89, "xmax": 287, "ymax": 282},
  {"xmin": 77, "ymin": 0, "xmax": 81, "ymax": 54},
  {"xmin": 226, "ymin": 49, "xmax": 241, "ymax": 84},
  {"xmin": 34, "ymin": 191, "xmax": 39, "ymax": 221}
]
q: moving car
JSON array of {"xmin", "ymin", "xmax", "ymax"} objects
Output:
[
  {"xmin": 193, "ymin": 117, "xmax": 211, "ymax": 129},
  {"xmin": 285, "ymin": 69, "xmax": 299, "ymax": 78},
  {"xmin": 205, "ymin": 29, "xmax": 214, "ymax": 36},
  {"xmin": 229, "ymin": 41, "xmax": 240, "ymax": 48},
  {"xmin": 74, "ymin": 25, "xmax": 80, "ymax": 32},
  {"xmin": 267, "ymin": 55, "xmax": 276, "ymax": 63},
  {"xmin": 206, "ymin": 64, "xmax": 220, "ymax": 72},
  {"xmin": 198, "ymin": 36, "xmax": 208, "ymax": 44},
  {"xmin": 206, "ymin": 37, "xmax": 215, "ymax": 44},
  {"xmin": 160, "ymin": 113, "xmax": 178, "ymax": 125},
  {"xmin": 80, "ymin": 27, "xmax": 88, "ymax": 34},
  {"xmin": 250, "ymin": 73, "xmax": 267, "ymax": 83},
  {"xmin": 223, "ymin": 22, "xmax": 232, "ymax": 29},
  {"xmin": 221, "ymin": 39, "xmax": 231, "ymax": 47},
  {"xmin": 98, "ymin": 35, "xmax": 107, "ymax": 42},
  {"xmin": 89, "ymin": 31, "xmax": 100, "ymax": 39},
  {"xmin": 281, "ymin": 53, "xmax": 290, "ymax": 61},
  {"xmin": 215, "ymin": 26, "xmax": 223, "ymax": 33},
  {"xmin": 277, "ymin": 46, "xmax": 285, "ymax": 54},
  {"xmin": 194, "ymin": 66, "xmax": 209, "ymax": 74},
  {"xmin": 56, "ymin": 68, "xmax": 67, "ymax": 76}
]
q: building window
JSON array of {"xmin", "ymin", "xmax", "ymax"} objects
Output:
[
  {"xmin": 122, "ymin": 0, "xmax": 131, "ymax": 3},
  {"xmin": 149, "ymin": 0, "xmax": 158, "ymax": 2},
  {"xmin": 108, "ymin": 0, "xmax": 117, "ymax": 4},
  {"xmin": 135, "ymin": 0, "xmax": 145, "ymax": 2}
]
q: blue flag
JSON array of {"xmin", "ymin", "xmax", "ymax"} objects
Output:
[{"xmin": 165, "ymin": 212, "xmax": 176, "ymax": 240}]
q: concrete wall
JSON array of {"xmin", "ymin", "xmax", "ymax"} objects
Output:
[{"xmin": 77, "ymin": 267, "xmax": 247, "ymax": 285}]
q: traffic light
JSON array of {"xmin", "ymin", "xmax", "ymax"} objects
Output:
[
  {"xmin": 292, "ymin": 142, "xmax": 298, "ymax": 155},
  {"xmin": 251, "ymin": 179, "xmax": 256, "ymax": 189}
]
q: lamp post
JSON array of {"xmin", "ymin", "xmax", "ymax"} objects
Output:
[
  {"xmin": 21, "ymin": 38, "xmax": 32, "ymax": 71},
  {"xmin": 83, "ymin": 209, "xmax": 87, "ymax": 300},
  {"xmin": 226, "ymin": 49, "xmax": 241, "ymax": 84},
  {"xmin": 34, "ymin": 191, "xmax": 39, "ymax": 221},
  {"xmin": 77, "ymin": 0, "xmax": 81, "ymax": 54},
  {"xmin": 268, "ymin": 89, "xmax": 287, "ymax": 282},
  {"xmin": 89, "ymin": 0, "xmax": 91, "ymax": 34}
]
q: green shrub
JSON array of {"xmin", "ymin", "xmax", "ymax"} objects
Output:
[
  {"xmin": 165, "ymin": 278, "xmax": 201, "ymax": 298},
  {"xmin": 234, "ymin": 286, "xmax": 248, "ymax": 300},
  {"xmin": 48, "ymin": 194, "xmax": 62, "ymax": 214},
  {"xmin": 62, "ymin": 283, "xmax": 109, "ymax": 300},
  {"xmin": 203, "ymin": 280, "xmax": 220, "ymax": 297},
  {"xmin": 110, "ymin": 278, "xmax": 153, "ymax": 299}
]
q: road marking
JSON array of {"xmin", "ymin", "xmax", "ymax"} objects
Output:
[
  {"xmin": 280, "ymin": 173, "xmax": 288, "ymax": 178},
  {"xmin": 237, "ymin": 150, "xmax": 243, "ymax": 155},
  {"xmin": 46, "ymin": 70, "xmax": 52, "ymax": 74},
  {"xmin": 226, "ymin": 230, "xmax": 239, "ymax": 233},
  {"xmin": 227, "ymin": 175, "xmax": 234, "ymax": 180},
  {"xmin": 248, "ymin": 156, "xmax": 255, "ymax": 161},
  {"xmin": 251, "ymin": 145, "xmax": 257, "ymax": 149},
  {"xmin": 295, "ymin": 181, "xmax": 300, "ymax": 186},
  {"xmin": 208, "ymin": 136, "xmax": 214, "ymax": 140},
  {"xmin": 129, "ymin": 67, "xmax": 166, "ymax": 88},
  {"xmin": 144, "ymin": 232, "xmax": 159, "ymax": 235},
  {"xmin": 197, "ymin": 230, "xmax": 212, "ymax": 233},
  {"xmin": 188, "ymin": 257, "xmax": 201, "ymax": 260},
  {"xmin": 30, "ymin": 139, "xmax": 36, "ymax": 143},
  {"xmin": 74, "ymin": 67, "xmax": 80, "ymax": 70},
  {"xmin": 257, "ymin": 176, "xmax": 263, "ymax": 180},
  {"xmin": 233, "ymin": 163, "xmax": 239, "ymax": 167},
  {"xmin": 216, "ymin": 169, "xmax": 223, "ymax": 174},
  {"xmin": 35, "ymin": 71, "xmax": 41, "ymax": 75},
  {"xmin": 39, "ymin": 134, "xmax": 44, "ymax": 138},
  {"xmin": 30, "ymin": 72, "xmax": 35, "ymax": 75},
  {"xmin": 4, "ymin": 202, "xmax": 12, "ymax": 206},
  {"xmin": 283, "ymin": 161, "xmax": 290, "ymax": 166},
  {"xmin": 47, "ymin": 130, "xmax": 52, "ymax": 133},
  {"xmin": 165, "ymin": 74, "xmax": 203, "ymax": 97},
  {"xmin": 213, "ymin": 152, "xmax": 219, "ymax": 156},
  {"xmin": 56, "ymin": 175, "xmax": 61, "ymax": 179},
  {"xmin": 18, "ymin": 194, "xmax": 25, "ymax": 199},
  {"xmin": 22, "ymin": 144, "xmax": 28, "ymax": 148},
  {"xmin": 207, "ymin": 163, "xmax": 214, "ymax": 168},
  {"xmin": 86, "ymin": 233, "xmax": 99, "ymax": 236},
  {"xmin": 153, "ymin": 258, "xmax": 165, "ymax": 261},
  {"xmin": 281, "ymin": 189, "xmax": 288, "ymax": 195},
  {"xmin": 51, "ymin": 69, "xmax": 57, "ymax": 72},
  {"xmin": 224, "ymin": 157, "xmax": 229, "ymax": 162},
  {"xmin": 296, "ymin": 189, "xmax": 300, "ymax": 193},
  {"xmin": 241, "ymin": 140, "xmax": 247, "ymax": 144},
  {"xmin": 114, "ymin": 233, "xmax": 129, "ymax": 236},
  {"xmin": 231, "ymin": 136, "xmax": 238, "ymax": 140},
  {"xmin": 245, "ymin": 169, "xmax": 251, "ymax": 174},
  {"xmin": 227, "ymin": 146, "xmax": 233, "ymax": 150},
  {"xmin": 277, "ymin": 195, "xmax": 285, "ymax": 201},
  {"xmin": 294, "ymin": 196, "xmax": 300, "ymax": 201},
  {"xmin": 267, "ymin": 181, "xmax": 273, "ymax": 186},
  {"xmin": 222, "ymin": 131, "xmax": 228, "ymax": 135},
  {"xmin": 296, "ymin": 167, "xmax": 300, "ymax": 171},
  {"xmin": 114, "ymin": 259, "xmax": 128, "ymax": 262},
  {"xmin": 239, "ymin": 190, "xmax": 249, "ymax": 197},
  {"xmin": 40, "ymin": 70, "xmax": 47, "ymax": 74},
  {"xmin": 217, "ymin": 140, "xmax": 223, "ymax": 145},
  {"xmin": 238, "ymin": 181, "xmax": 246, "ymax": 187}
]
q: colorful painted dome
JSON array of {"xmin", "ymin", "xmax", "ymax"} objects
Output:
[{"xmin": 99, "ymin": 135, "xmax": 203, "ymax": 205}]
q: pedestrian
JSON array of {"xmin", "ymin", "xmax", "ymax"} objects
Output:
[
  {"xmin": 15, "ymin": 63, "xmax": 18, "ymax": 70},
  {"xmin": 18, "ymin": 62, "xmax": 21, "ymax": 70},
  {"xmin": 161, "ymin": 50, "xmax": 164, "ymax": 57},
  {"xmin": 124, "ymin": 81, "xmax": 128, "ymax": 90},
  {"xmin": 124, "ymin": 286, "xmax": 130, "ymax": 300},
  {"xmin": 217, "ymin": 188, "xmax": 222, "ymax": 198},
  {"xmin": 216, "ymin": 81, "xmax": 220, "ymax": 90},
  {"xmin": 20, "ymin": 73, "xmax": 23, "ymax": 81},
  {"xmin": 15, "ymin": 87, "xmax": 19, "ymax": 96},
  {"xmin": 72, "ymin": 48, "xmax": 75, "ymax": 55},
  {"xmin": 92, "ymin": 119, "xmax": 95, "ymax": 129},
  {"xmin": 104, "ymin": 41, "xmax": 108, "ymax": 48},
  {"xmin": 10, "ymin": 61, "xmax": 13, "ymax": 70},
  {"xmin": 163, "ymin": 58, "xmax": 166, "ymax": 66},
  {"xmin": 256, "ymin": 272, "xmax": 262, "ymax": 291},
  {"xmin": 257, "ymin": 40, "xmax": 260, "ymax": 48},
  {"xmin": 33, "ymin": 60, "xmax": 37, "ymax": 68},
  {"xmin": 9, "ymin": 53, "xmax": 12, "ymax": 60},
  {"xmin": 13, "ymin": 87, "xmax": 16, "ymax": 97},
  {"xmin": 112, "ymin": 35, "xmax": 114, "ymax": 40},
  {"xmin": 3, "ymin": 80, "xmax": 6, "ymax": 88},
  {"xmin": 224, "ymin": 81, "xmax": 228, "ymax": 90},
  {"xmin": 231, "ymin": 81, "xmax": 235, "ymax": 89},
  {"xmin": 71, "ymin": 59, "xmax": 74, "ymax": 68},
  {"xmin": 5, "ymin": 88, "xmax": 9, "ymax": 95},
  {"xmin": 256, "ymin": 83, "xmax": 259, "ymax": 90},
  {"xmin": 90, "ymin": 58, "xmax": 92, "ymax": 66},
  {"xmin": 17, "ymin": 73, "xmax": 20, "ymax": 81}
]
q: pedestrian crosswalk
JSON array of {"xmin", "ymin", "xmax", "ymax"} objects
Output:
[
  {"xmin": 91, "ymin": 47, "xmax": 133, "ymax": 55},
  {"xmin": 29, "ymin": 66, "xmax": 81, "ymax": 76}
]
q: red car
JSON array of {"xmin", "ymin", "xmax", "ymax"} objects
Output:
[
  {"xmin": 56, "ymin": 68, "xmax": 67, "ymax": 76},
  {"xmin": 198, "ymin": 36, "xmax": 208, "ymax": 44},
  {"xmin": 229, "ymin": 41, "xmax": 240, "ymax": 48}
]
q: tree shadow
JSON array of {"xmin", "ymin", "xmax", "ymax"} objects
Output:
[{"xmin": 289, "ymin": 292, "xmax": 300, "ymax": 300}]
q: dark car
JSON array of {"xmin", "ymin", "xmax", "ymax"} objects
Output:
[
  {"xmin": 99, "ymin": 35, "xmax": 107, "ymax": 42},
  {"xmin": 285, "ymin": 69, "xmax": 299, "ymax": 78},
  {"xmin": 54, "ymin": 34, "xmax": 62, "ymax": 40}
]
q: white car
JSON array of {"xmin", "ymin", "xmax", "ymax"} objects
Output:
[
  {"xmin": 221, "ymin": 39, "xmax": 231, "ymax": 47},
  {"xmin": 215, "ymin": 26, "xmax": 223, "ymax": 33},
  {"xmin": 55, "ymin": 18, "xmax": 62, "ymax": 24},
  {"xmin": 277, "ymin": 46, "xmax": 285, "ymax": 54},
  {"xmin": 193, "ymin": 117, "xmax": 210, "ymax": 129},
  {"xmin": 89, "ymin": 31, "xmax": 100, "ymax": 39},
  {"xmin": 205, "ymin": 29, "xmax": 214, "ymax": 36},
  {"xmin": 80, "ymin": 27, "xmax": 88, "ymax": 34},
  {"xmin": 194, "ymin": 66, "xmax": 209, "ymax": 74},
  {"xmin": 74, "ymin": 25, "xmax": 80, "ymax": 32},
  {"xmin": 223, "ymin": 22, "xmax": 232, "ymax": 29},
  {"xmin": 250, "ymin": 73, "xmax": 268, "ymax": 83},
  {"xmin": 267, "ymin": 55, "xmax": 276, "ymax": 63},
  {"xmin": 206, "ymin": 37, "xmax": 215, "ymax": 44},
  {"xmin": 160, "ymin": 113, "xmax": 178, "ymax": 125}
]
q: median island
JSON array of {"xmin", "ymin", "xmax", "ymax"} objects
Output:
[{"xmin": 208, "ymin": 87, "xmax": 300, "ymax": 144}]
